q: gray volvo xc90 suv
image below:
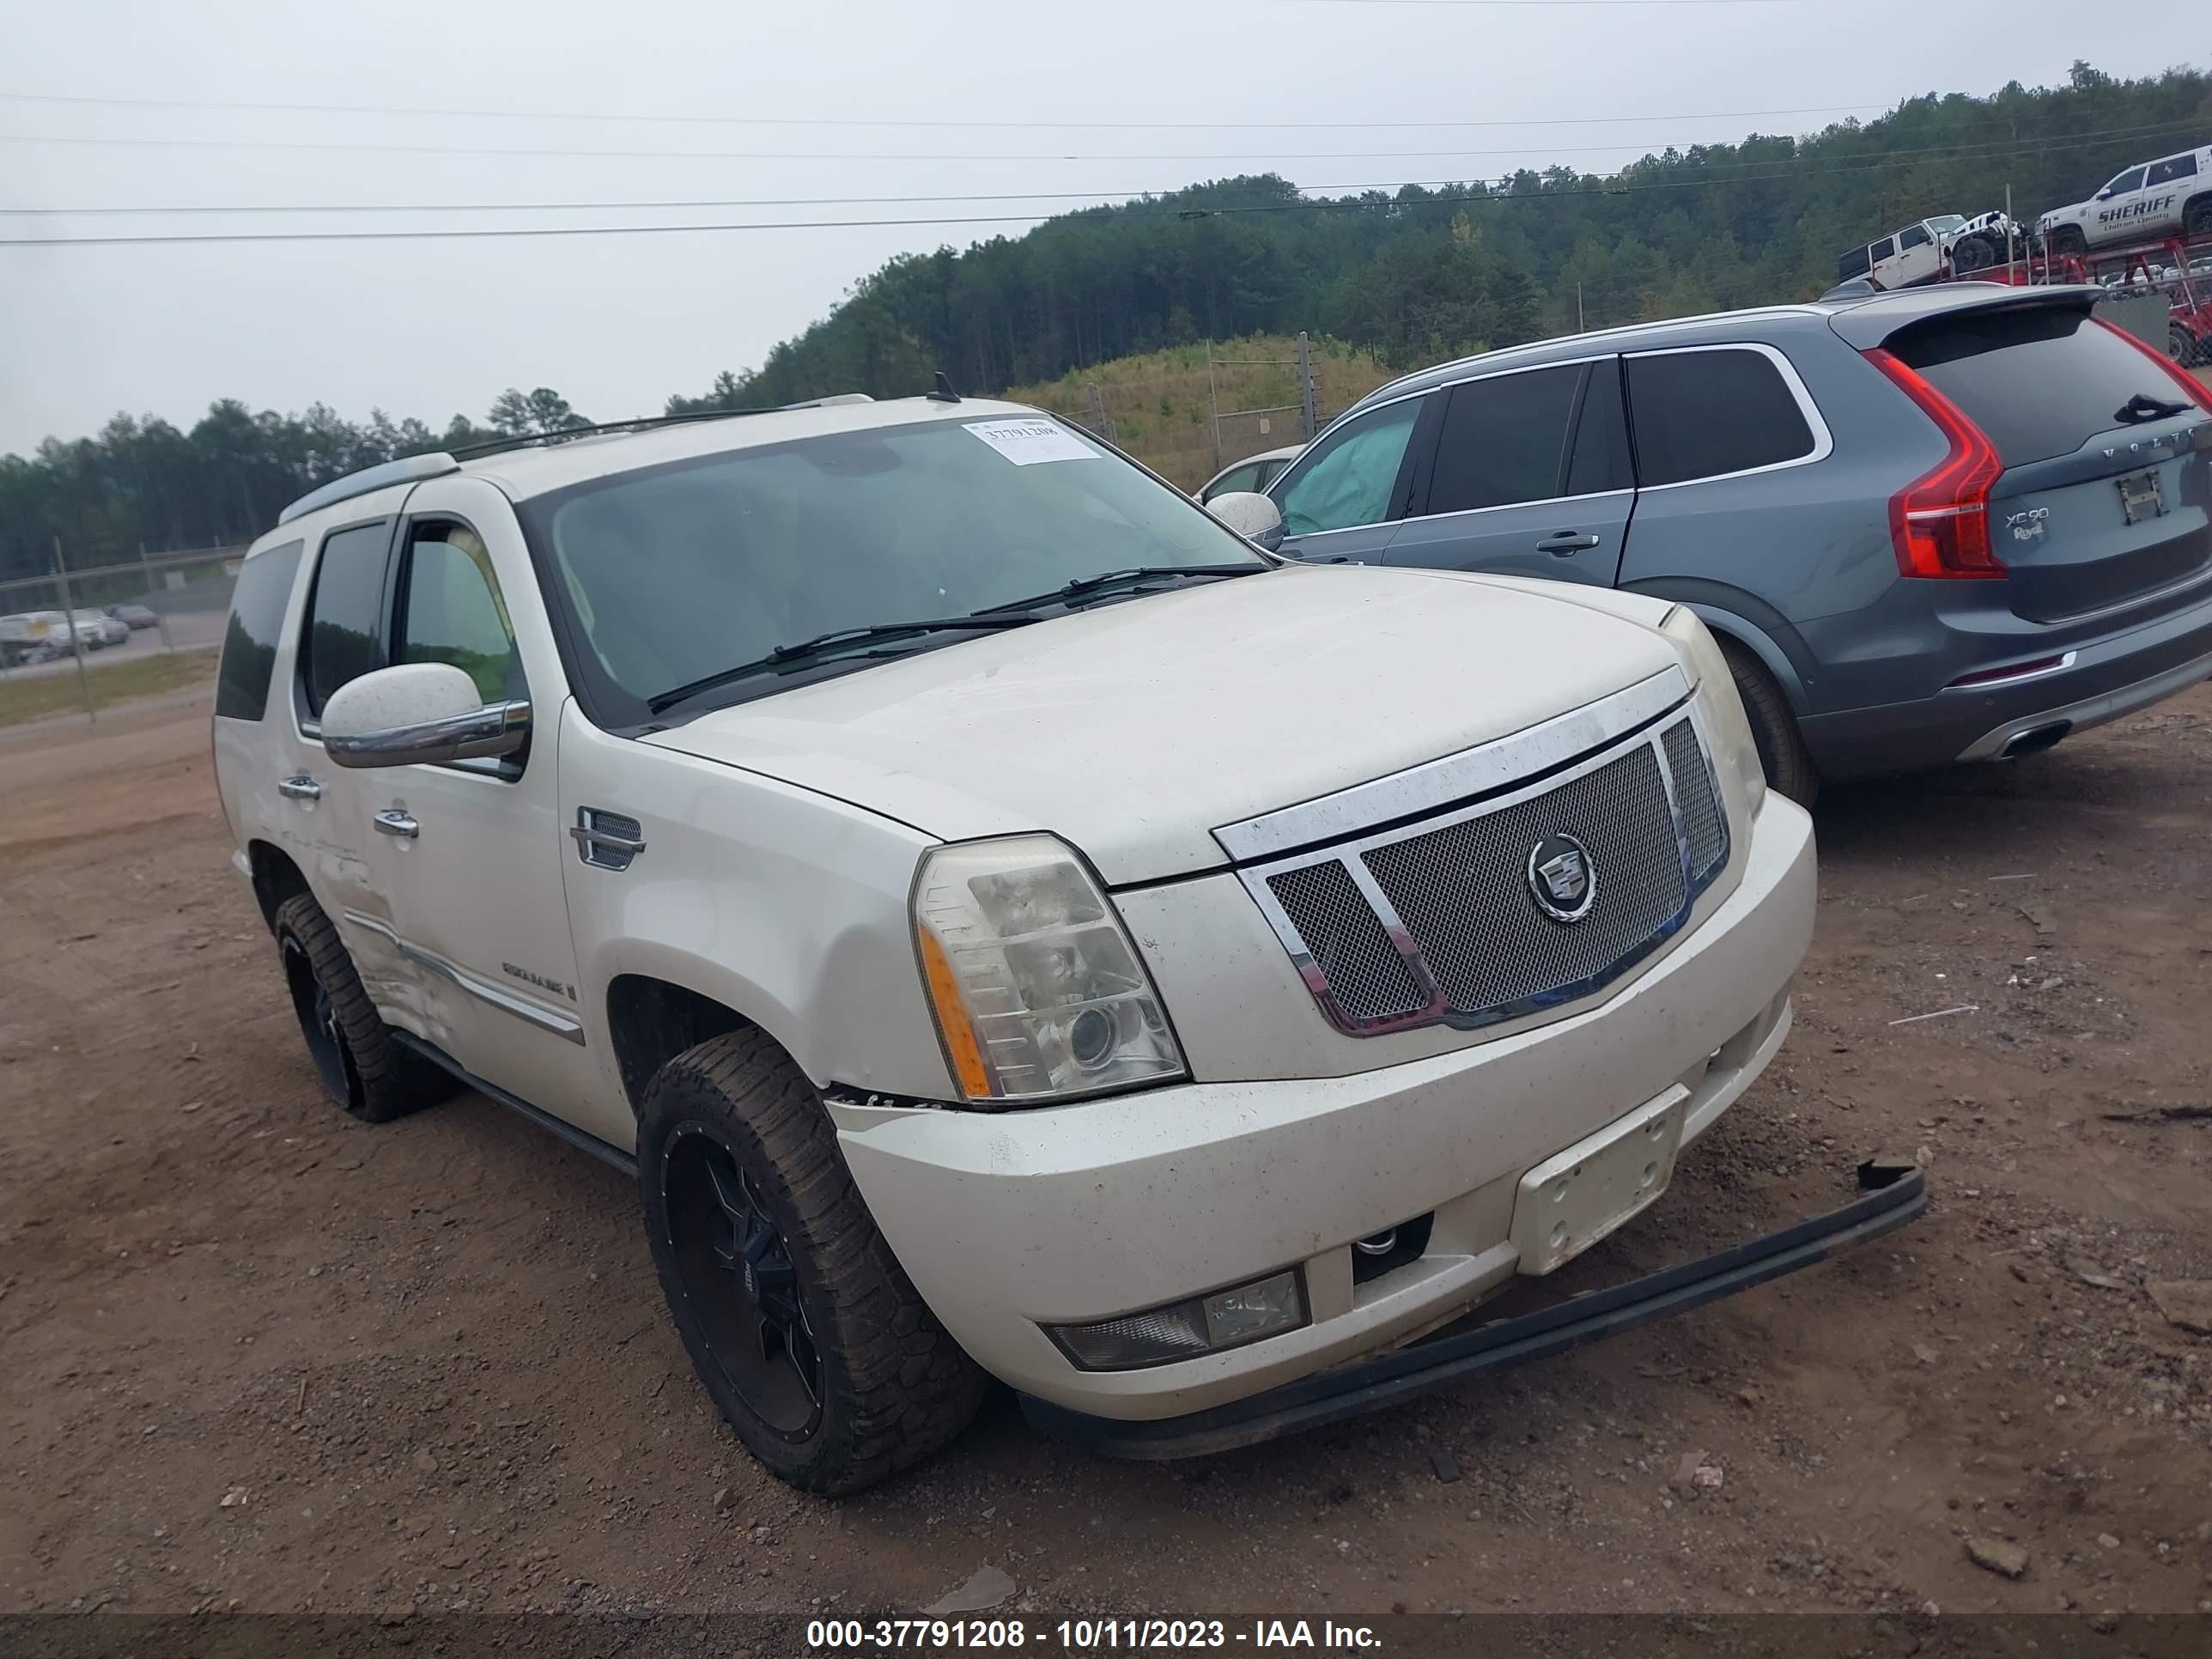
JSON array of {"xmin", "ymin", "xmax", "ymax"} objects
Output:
[{"xmin": 1255, "ymin": 283, "xmax": 2212, "ymax": 801}]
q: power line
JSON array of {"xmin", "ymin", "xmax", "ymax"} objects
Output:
[
  {"xmin": 5, "ymin": 113, "xmax": 2197, "ymax": 221},
  {"xmin": 4, "ymin": 112, "xmax": 2192, "ymax": 171},
  {"xmin": 0, "ymin": 137, "xmax": 2156, "ymax": 251},
  {"xmin": 0, "ymin": 88, "xmax": 1887, "ymax": 133},
  {"xmin": 0, "ymin": 131, "xmax": 1902, "ymax": 165}
]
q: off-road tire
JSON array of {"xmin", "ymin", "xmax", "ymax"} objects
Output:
[
  {"xmin": 1721, "ymin": 641, "xmax": 1820, "ymax": 807},
  {"xmin": 272, "ymin": 893, "xmax": 453, "ymax": 1122},
  {"xmin": 1951, "ymin": 232, "xmax": 1999, "ymax": 274},
  {"xmin": 637, "ymin": 1030, "xmax": 987, "ymax": 1494},
  {"xmin": 2047, "ymin": 224, "xmax": 2088, "ymax": 260}
]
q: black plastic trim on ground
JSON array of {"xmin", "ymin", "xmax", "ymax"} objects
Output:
[{"xmin": 1019, "ymin": 1162, "xmax": 1929, "ymax": 1460}]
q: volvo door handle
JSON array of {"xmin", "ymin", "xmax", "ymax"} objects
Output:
[
  {"xmin": 373, "ymin": 809, "xmax": 420, "ymax": 840},
  {"xmin": 1536, "ymin": 532, "xmax": 1602, "ymax": 556},
  {"xmin": 277, "ymin": 775, "xmax": 322, "ymax": 801}
]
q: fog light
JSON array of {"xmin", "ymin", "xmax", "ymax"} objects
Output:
[{"xmin": 1048, "ymin": 1270, "xmax": 1307, "ymax": 1370}]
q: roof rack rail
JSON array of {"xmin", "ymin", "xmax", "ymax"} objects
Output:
[
  {"xmin": 447, "ymin": 394, "xmax": 876, "ymax": 462},
  {"xmin": 276, "ymin": 453, "xmax": 460, "ymax": 525}
]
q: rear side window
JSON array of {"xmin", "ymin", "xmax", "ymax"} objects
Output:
[
  {"xmin": 1201, "ymin": 462, "xmax": 1261, "ymax": 501},
  {"xmin": 1626, "ymin": 349, "xmax": 1818, "ymax": 487},
  {"xmin": 215, "ymin": 541, "xmax": 304, "ymax": 721},
  {"xmin": 1425, "ymin": 365, "xmax": 1584, "ymax": 514},
  {"xmin": 2147, "ymin": 155, "xmax": 2197, "ymax": 187},
  {"xmin": 1837, "ymin": 246, "xmax": 1871, "ymax": 281},
  {"xmin": 301, "ymin": 521, "xmax": 392, "ymax": 716},
  {"xmin": 1886, "ymin": 307, "xmax": 2191, "ymax": 467},
  {"xmin": 1870, "ymin": 237, "xmax": 1895, "ymax": 263}
]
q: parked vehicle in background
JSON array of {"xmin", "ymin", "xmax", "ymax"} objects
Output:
[
  {"xmin": 210, "ymin": 393, "xmax": 1908, "ymax": 1493},
  {"xmin": 1836, "ymin": 210, "xmax": 2016, "ymax": 289},
  {"xmin": 1197, "ymin": 443, "xmax": 1303, "ymax": 503},
  {"xmin": 1240, "ymin": 284, "xmax": 2212, "ymax": 805},
  {"xmin": 106, "ymin": 603, "xmax": 161, "ymax": 630},
  {"xmin": 68, "ymin": 609, "xmax": 119, "ymax": 649},
  {"xmin": 1, "ymin": 611, "xmax": 70, "ymax": 665},
  {"xmin": 2039, "ymin": 143, "xmax": 2212, "ymax": 255}
]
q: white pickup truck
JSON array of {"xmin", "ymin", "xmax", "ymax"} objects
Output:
[
  {"xmin": 211, "ymin": 395, "xmax": 1920, "ymax": 1492},
  {"xmin": 2040, "ymin": 143, "xmax": 2212, "ymax": 255}
]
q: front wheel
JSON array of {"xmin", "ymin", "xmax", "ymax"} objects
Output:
[
  {"xmin": 1720, "ymin": 641, "xmax": 1820, "ymax": 807},
  {"xmin": 637, "ymin": 1030, "xmax": 986, "ymax": 1494},
  {"xmin": 2047, "ymin": 224, "xmax": 2088, "ymax": 260}
]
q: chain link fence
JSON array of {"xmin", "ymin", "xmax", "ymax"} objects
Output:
[{"xmin": 1, "ymin": 544, "xmax": 240, "ymax": 725}]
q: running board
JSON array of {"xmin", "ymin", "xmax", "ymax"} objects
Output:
[{"xmin": 392, "ymin": 1031, "xmax": 637, "ymax": 1179}]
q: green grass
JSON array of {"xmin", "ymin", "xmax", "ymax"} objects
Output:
[
  {"xmin": 1005, "ymin": 334, "xmax": 1395, "ymax": 489},
  {"xmin": 0, "ymin": 649, "xmax": 215, "ymax": 728}
]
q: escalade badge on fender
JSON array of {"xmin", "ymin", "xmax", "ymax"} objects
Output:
[{"xmin": 1528, "ymin": 833, "xmax": 1597, "ymax": 922}]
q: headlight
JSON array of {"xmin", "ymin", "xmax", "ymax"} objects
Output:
[
  {"xmin": 912, "ymin": 834, "xmax": 1187, "ymax": 1105},
  {"xmin": 1661, "ymin": 605, "xmax": 1766, "ymax": 817}
]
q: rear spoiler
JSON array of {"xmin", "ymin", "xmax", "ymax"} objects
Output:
[{"xmin": 1825, "ymin": 283, "xmax": 2102, "ymax": 351}]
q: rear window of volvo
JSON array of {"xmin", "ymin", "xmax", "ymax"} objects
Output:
[{"xmin": 1887, "ymin": 307, "xmax": 2197, "ymax": 467}]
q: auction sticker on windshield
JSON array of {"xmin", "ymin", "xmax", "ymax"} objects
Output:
[{"xmin": 964, "ymin": 417, "xmax": 1100, "ymax": 465}]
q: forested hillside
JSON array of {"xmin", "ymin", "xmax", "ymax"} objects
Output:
[{"xmin": 6, "ymin": 61, "xmax": 2207, "ymax": 579}]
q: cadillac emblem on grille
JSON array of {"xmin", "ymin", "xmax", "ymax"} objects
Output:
[{"xmin": 1527, "ymin": 832, "xmax": 1596, "ymax": 922}]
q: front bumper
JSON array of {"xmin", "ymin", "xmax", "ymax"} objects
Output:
[
  {"xmin": 1022, "ymin": 1163, "xmax": 1928, "ymax": 1457},
  {"xmin": 831, "ymin": 793, "xmax": 1816, "ymax": 1421}
]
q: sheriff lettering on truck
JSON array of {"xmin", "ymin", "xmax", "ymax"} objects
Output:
[{"xmin": 211, "ymin": 392, "xmax": 1923, "ymax": 1492}]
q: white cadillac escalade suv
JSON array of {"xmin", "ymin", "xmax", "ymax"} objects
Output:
[{"xmin": 212, "ymin": 393, "xmax": 1920, "ymax": 1492}]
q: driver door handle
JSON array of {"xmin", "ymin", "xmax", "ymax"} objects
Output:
[
  {"xmin": 277, "ymin": 774, "xmax": 321, "ymax": 801},
  {"xmin": 1536, "ymin": 532, "xmax": 1602, "ymax": 556},
  {"xmin": 373, "ymin": 809, "xmax": 419, "ymax": 840}
]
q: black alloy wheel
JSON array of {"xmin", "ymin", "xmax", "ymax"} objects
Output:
[
  {"xmin": 281, "ymin": 930, "xmax": 356, "ymax": 1106},
  {"xmin": 660, "ymin": 1123, "xmax": 825, "ymax": 1441}
]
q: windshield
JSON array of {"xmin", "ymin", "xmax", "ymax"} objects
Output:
[
  {"xmin": 1926, "ymin": 215, "xmax": 1967, "ymax": 234},
  {"xmin": 520, "ymin": 414, "xmax": 1268, "ymax": 725}
]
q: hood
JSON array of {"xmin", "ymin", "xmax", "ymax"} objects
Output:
[{"xmin": 641, "ymin": 564, "xmax": 1682, "ymax": 885}]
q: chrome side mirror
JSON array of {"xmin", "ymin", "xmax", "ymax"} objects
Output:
[
  {"xmin": 1205, "ymin": 489, "xmax": 1287, "ymax": 553},
  {"xmin": 320, "ymin": 662, "xmax": 531, "ymax": 769}
]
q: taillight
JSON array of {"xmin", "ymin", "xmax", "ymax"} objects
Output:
[
  {"xmin": 1863, "ymin": 347, "xmax": 2006, "ymax": 580},
  {"xmin": 2094, "ymin": 316, "xmax": 2212, "ymax": 413}
]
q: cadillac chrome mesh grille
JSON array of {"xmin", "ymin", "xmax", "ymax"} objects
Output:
[
  {"xmin": 1266, "ymin": 861, "xmax": 1424, "ymax": 1022},
  {"xmin": 1244, "ymin": 712, "xmax": 1729, "ymax": 1037},
  {"xmin": 1662, "ymin": 720, "xmax": 1726, "ymax": 880}
]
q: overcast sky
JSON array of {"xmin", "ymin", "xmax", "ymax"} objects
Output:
[{"xmin": 0, "ymin": 0, "xmax": 2185, "ymax": 456}]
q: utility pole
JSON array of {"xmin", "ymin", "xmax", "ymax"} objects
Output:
[
  {"xmin": 139, "ymin": 542, "xmax": 175, "ymax": 653},
  {"xmin": 1206, "ymin": 346, "xmax": 1222, "ymax": 469},
  {"xmin": 1577, "ymin": 283, "xmax": 1586, "ymax": 332},
  {"xmin": 52, "ymin": 536, "xmax": 96, "ymax": 721},
  {"xmin": 1296, "ymin": 331, "xmax": 1317, "ymax": 441}
]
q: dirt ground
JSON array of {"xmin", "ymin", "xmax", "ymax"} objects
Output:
[{"xmin": 4, "ymin": 685, "xmax": 2212, "ymax": 1624}]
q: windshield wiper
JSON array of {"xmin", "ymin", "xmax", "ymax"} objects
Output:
[
  {"xmin": 2116, "ymin": 391, "xmax": 2191, "ymax": 424},
  {"xmin": 978, "ymin": 562, "xmax": 1266, "ymax": 614},
  {"xmin": 647, "ymin": 615, "xmax": 1042, "ymax": 714}
]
